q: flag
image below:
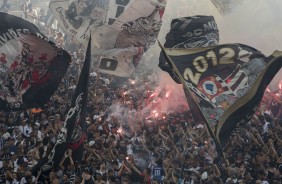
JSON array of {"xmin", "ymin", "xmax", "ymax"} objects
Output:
[
  {"xmin": 0, "ymin": 12, "xmax": 70, "ymax": 111},
  {"xmin": 159, "ymin": 16, "xmax": 219, "ymax": 124},
  {"xmin": 91, "ymin": 0, "xmax": 166, "ymax": 77},
  {"xmin": 162, "ymin": 43, "xmax": 282, "ymax": 146},
  {"xmin": 49, "ymin": 0, "xmax": 134, "ymax": 43},
  {"xmin": 33, "ymin": 36, "xmax": 91, "ymax": 174},
  {"xmin": 159, "ymin": 16, "xmax": 219, "ymax": 83},
  {"xmin": 49, "ymin": 36, "xmax": 91, "ymax": 165}
]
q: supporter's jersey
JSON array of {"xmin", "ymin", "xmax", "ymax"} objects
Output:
[
  {"xmin": 113, "ymin": 169, "xmax": 121, "ymax": 182},
  {"xmin": 152, "ymin": 166, "xmax": 164, "ymax": 181}
]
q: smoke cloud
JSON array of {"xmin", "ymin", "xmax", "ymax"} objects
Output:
[{"xmin": 219, "ymin": 0, "xmax": 282, "ymax": 90}]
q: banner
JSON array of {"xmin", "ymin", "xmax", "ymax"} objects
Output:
[
  {"xmin": 165, "ymin": 44, "xmax": 282, "ymax": 145},
  {"xmin": 49, "ymin": 0, "xmax": 134, "ymax": 43},
  {"xmin": 0, "ymin": 12, "xmax": 70, "ymax": 111},
  {"xmin": 92, "ymin": 0, "xmax": 166, "ymax": 77}
]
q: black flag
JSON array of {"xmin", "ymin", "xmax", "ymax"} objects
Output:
[
  {"xmin": 0, "ymin": 12, "xmax": 70, "ymax": 111},
  {"xmin": 159, "ymin": 16, "xmax": 219, "ymax": 84},
  {"xmin": 33, "ymin": 36, "xmax": 91, "ymax": 174},
  {"xmin": 160, "ymin": 43, "xmax": 282, "ymax": 146},
  {"xmin": 159, "ymin": 16, "xmax": 220, "ymax": 124}
]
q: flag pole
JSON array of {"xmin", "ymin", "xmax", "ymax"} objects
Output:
[{"xmin": 157, "ymin": 40, "xmax": 227, "ymax": 163}]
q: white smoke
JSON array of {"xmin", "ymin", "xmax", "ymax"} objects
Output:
[{"xmin": 219, "ymin": 0, "xmax": 282, "ymax": 90}]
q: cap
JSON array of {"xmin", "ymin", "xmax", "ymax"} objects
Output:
[
  {"xmin": 244, "ymin": 154, "xmax": 251, "ymax": 161},
  {"xmin": 196, "ymin": 124, "xmax": 204, "ymax": 129},
  {"xmin": 264, "ymin": 111, "xmax": 271, "ymax": 115},
  {"xmin": 89, "ymin": 141, "xmax": 95, "ymax": 147},
  {"xmin": 201, "ymin": 171, "xmax": 208, "ymax": 180},
  {"xmin": 95, "ymin": 171, "xmax": 102, "ymax": 176}
]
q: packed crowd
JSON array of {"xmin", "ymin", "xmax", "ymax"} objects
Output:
[{"xmin": 0, "ymin": 0, "xmax": 282, "ymax": 184}]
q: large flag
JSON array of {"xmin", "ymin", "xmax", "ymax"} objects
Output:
[
  {"xmin": 162, "ymin": 43, "xmax": 282, "ymax": 146},
  {"xmin": 33, "ymin": 37, "xmax": 91, "ymax": 173},
  {"xmin": 49, "ymin": 0, "xmax": 134, "ymax": 43},
  {"xmin": 0, "ymin": 12, "xmax": 70, "ymax": 111}
]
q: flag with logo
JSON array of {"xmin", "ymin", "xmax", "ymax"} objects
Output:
[
  {"xmin": 0, "ymin": 12, "xmax": 70, "ymax": 111},
  {"xmin": 161, "ymin": 43, "xmax": 282, "ymax": 146}
]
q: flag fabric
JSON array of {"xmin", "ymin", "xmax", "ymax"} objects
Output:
[
  {"xmin": 49, "ymin": 36, "xmax": 91, "ymax": 165},
  {"xmin": 0, "ymin": 12, "xmax": 70, "ymax": 111},
  {"xmin": 50, "ymin": 0, "xmax": 166, "ymax": 77},
  {"xmin": 49, "ymin": 0, "xmax": 134, "ymax": 43},
  {"xmin": 159, "ymin": 16, "xmax": 219, "ymax": 83},
  {"xmin": 163, "ymin": 44, "xmax": 282, "ymax": 146},
  {"xmin": 159, "ymin": 16, "xmax": 219, "ymax": 124},
  {"xmin": 91, "ymin": 0, "xmax": 166, "ymax": 77},
  {"xmin": 34, "ymin": 37, "xmax": 91, "ymax": 174}
]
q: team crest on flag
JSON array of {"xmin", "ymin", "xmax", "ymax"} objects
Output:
[{"xmin": 164, "ymin": 44, "xmax": 282, "ymax": 145}]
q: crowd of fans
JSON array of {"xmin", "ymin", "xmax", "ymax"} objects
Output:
[{"xmin": 0, "ymin": 0, "xmax": 282, "ymax": 184}]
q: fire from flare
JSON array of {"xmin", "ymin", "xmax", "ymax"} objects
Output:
[
  {"xmin": 165, "ymin": 91, "xmax": 170, "ymax": 98},
  {"xmin": 117, "ymin": 128, "xmax": 122, "ymax": 134}
]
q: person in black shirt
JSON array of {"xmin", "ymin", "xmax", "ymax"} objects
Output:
[
  {"xmin": 82, "ymin": 169, "xmax": 94, "ymax": 184},
  {"xmin": 38, "ymin": 9, "xmax": 47, "ymax": 25},
  {"xmin": 243, "ymin": 171, "xmax": 256, "ymax": 184},
  {"xmin": 127, "ymin": 157, "xmax": 142, "ymax": 184}
]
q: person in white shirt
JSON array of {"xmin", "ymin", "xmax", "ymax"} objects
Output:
[
  {"xmin": 33, "ymin": 122, "xmax": 42, "ymax": 141},
  {"xmin": 263, "ymin": 111, "xmax": 272, "ymax": 134},
  {"xmin": 18, "ymin": 119, "xmax": 32, "ymax": 138},
  {"xmin": 26, "ymin": 3, "xmax": 37, "ymax": 24}
]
